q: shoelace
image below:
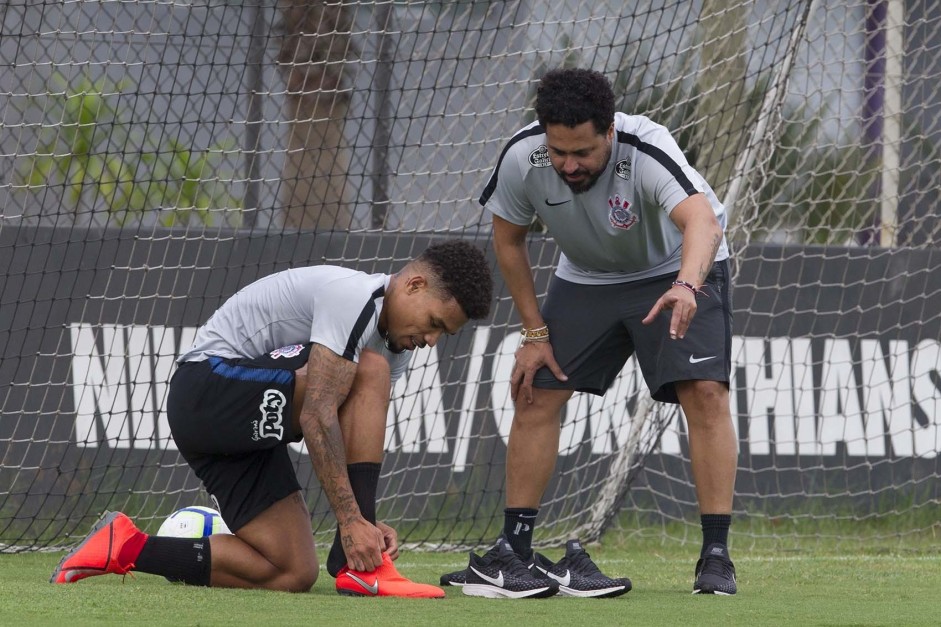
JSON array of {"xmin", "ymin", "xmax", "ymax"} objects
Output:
[
  {"xmin": 561, "ymin": 550, "xmax": 602, "ymax": 577},
  {"xmin": 492, "ymin": 549, "xmax": 537, "ymax": 580}
]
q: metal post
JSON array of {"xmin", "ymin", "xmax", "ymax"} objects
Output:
[
  {"xmin": 370, "ymin": 3, "xmax": 395, "ymax": 230},
  {"xmin": 864, "ymin": 0, "xmax": 904, "ymax": 248},
  {"xmin": 880, "ymin": 0, "xmax": 904, "ymax": 247},
  {"xmin": 243, "ymin": 1, "xmax": 268, "ymax": 229}
]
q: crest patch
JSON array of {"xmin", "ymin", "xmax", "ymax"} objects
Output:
[
  {"xmin": 529, "ymin": 145, "xmax": 551, "ymax": 168},
  {"xmin": 270, "ymin": 344, "xmax": 305, "ymax": 359},
  {"xmin": 608, "ymin": 195, "xmax": 638, "ymax": 230},
  {"xmin": 615, "ymin": 159, "xmax": 632, "ymax": 180}
]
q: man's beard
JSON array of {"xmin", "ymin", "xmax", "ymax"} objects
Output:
[
  {"xmin": 556, "ymin": 147, "xmax": 610, "ymax": 194},
  {"xmin": 560, "ymin": 167, "xmax": 604, "ymax": 194}
]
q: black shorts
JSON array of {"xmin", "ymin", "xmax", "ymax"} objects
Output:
[
  {"xmin": 534, "ymin": 260, "xmax": 733, "ymax": 404},
  {"xmin": 166, "ymin": 343, "xmax": 312, "ymax": 531}
]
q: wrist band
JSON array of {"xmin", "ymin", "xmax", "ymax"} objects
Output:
[{"xmin": 672, "ymin": 280, "xmax": 709, "ymax": 298}]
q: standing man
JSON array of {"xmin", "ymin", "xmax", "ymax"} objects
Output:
[
  {"xmin": 444, "ymin": 68, "xmax": 737, "ymax": 597},
  {"xmin": 52, "ymin": 240, "xmax": 494, "ymax": 598}
]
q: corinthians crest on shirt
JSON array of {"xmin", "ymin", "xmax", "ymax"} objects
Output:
[
  {"xmin": 608, "ymin": 194, "xmax": 638, "ymax": 230},
  {"xmin": 270, "ymin": 344, "xmax": 305, "ymax": 359}
]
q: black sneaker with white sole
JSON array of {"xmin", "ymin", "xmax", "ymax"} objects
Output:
[
  {"xmin": 532, "ymin": 539, "xmax": 632, "ymax": 598},
  {"xmin": 439, "ymin": 566, "xmax": 466, "ymax": 587},
  {"xmin": 693, "ymin": 543, "xmax": 737, "ymax": 595},
  {"xmin": 461, "ymin": 537, "xmax": 558, "ymax": 599}
]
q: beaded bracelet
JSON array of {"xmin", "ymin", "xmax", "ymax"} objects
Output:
[{"xmin": 671, "ymin": 280, "xmax": 709, "ymax": 298}]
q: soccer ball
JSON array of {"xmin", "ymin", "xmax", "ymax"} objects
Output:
[{"xmin": 156, "ymin": 506, "xmax": 232, "ymax": 538}]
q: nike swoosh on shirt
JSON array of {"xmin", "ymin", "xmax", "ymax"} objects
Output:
[
  {"xmin": 545, "ymin": 198, "xmax": 571, "ymax": 206},
  {"xmin": 689, "ymin": 355, "xmax": 717, "ymax": 364},
  {"xmin": 470, "ymin": 566, "xmax": 505, "ymax": 587},
  {"xmin": 344, "ymin": 572, "xmax": 379, "ymax": 595}
]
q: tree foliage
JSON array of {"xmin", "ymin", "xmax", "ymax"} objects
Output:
[{"xmin": 16, "ymin": 73, "xmax": 241, "ymax": 226}]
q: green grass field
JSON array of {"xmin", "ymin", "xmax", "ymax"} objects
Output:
[{"xmin": 4, "ymin": 534, "xmax": 941, "ymax": 627}]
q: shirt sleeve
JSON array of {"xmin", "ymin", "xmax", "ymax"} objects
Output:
[
  {"xmin": 309, "ymin": 276, "xmax": 381, "ymax": 363},
  {"xmin": 635, "ymin": 125, "xmax": 704, "ymax": 215},
  {"xmin": 482, "ymin": 147, "xmax": 536, "ymax": 227}
]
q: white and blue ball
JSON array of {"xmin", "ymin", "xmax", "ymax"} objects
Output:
[{"xmin": 156, "ymin": 506, "xmax": 232, "ymax": 538}]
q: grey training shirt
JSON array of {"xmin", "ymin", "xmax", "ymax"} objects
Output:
[
  {"xmin": 480, "ymin": 112, "xmax": 729, "ymax": 285},
  {"xmin": 178, "ymin": 266, "xmax": 411, "ymax": 382}
]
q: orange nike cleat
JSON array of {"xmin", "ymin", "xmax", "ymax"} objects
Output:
[
  {"xmin": 336, "ymin": 553, "xmax": 445, "ymax": 598},
  {"xmin": 50, "ymin": 511, "xmax": 147, "ymax": 584}
]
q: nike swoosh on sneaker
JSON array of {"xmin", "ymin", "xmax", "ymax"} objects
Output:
[
  {"xmin": 469, "ymin": 566, "xmax": 504, "ymax": 587},
  {"xmin": 547, "ymin": 570, "xmax": 571, "ymax": 587},
  {"xmin": 64, "ymin": 568, "xmax": 100, "ymax": 583},
  {"xmin": 344, "ymin": 572, "xmax": 379, "ymax": 595},
  {"xmin": 689, "ymin": 355, "xmax": 717, "ymax": 364}
]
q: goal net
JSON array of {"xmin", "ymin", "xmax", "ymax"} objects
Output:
[{"xmin": 1, "ymin": 0, "xmax": 939, "ymax": 552}]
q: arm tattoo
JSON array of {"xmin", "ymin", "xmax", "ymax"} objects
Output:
[
  {"xmin": 698, "ymin": 231, "xmax": 723, "ymax": 285},
  {"xmin": 300, "ymin": 345, "xmax": 360, "ymax": 526}
]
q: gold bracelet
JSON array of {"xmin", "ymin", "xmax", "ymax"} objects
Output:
[
  {"xmin": 520, "ymin": 325, "xmax": 549, "ymax": 347},
  {"xmin": 520, "ymin": 325, "xmax": 549, "ymax": 340}
]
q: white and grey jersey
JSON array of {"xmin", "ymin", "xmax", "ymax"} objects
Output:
[
  {"xmin": 480, "ymin": 112, "xmax": 729, "ymax": 285},
  {"xmin": 178, "ymin": 266, "xmax": 411, "ymax": 382}
]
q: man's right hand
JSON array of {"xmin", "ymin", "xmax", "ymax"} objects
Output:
[
  {"xmin": 338, "ymin": 517, "xmax": 385, "ymax": 572},
  {"xmin": 511, "ymin": 341, "xmax": 568, "ymax": 404}
]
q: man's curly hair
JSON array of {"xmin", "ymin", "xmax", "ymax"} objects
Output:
[
  {"xmin": 418, "ymin": 240, "xmax": 493, "ymax": 320},
  {"xmin": 535, "ymin": 67, "xmax": 615, "ymax": 135}
]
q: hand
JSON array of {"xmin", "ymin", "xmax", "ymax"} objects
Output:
[
  {"xmin": 642, "ymin": 284, "xmax": 698, "ymax": 339},
  {"xmin": 376, "ymin": 520, "xmax": 399, "ymax": 561},
  {"xmin": 339, "ymin": 517, "xmax": 385, "ymax": 572},
  {"xmin": 511, "ymin": 341, "xmax": 567, "ymax": 404}
]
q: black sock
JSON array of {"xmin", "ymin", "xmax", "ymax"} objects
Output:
[
  {"xmin": 700, "ymin": 513, "xmax": 732, "ymax": 556},
  {"xmin": 134, "ymin": 535, "xmax": 212, "ymax": 586},
  {"xmin": 327, "ymin": 462, "xmax": 381, "ymax": 577},
  {"xmin": 503, "ymin": 508, "xmax": 538, "ymax": 558}
]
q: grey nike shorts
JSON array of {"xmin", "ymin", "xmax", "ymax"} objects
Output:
[{"xmin": 533, "ymin": 260, "xmax": 732, "ymax": 404}]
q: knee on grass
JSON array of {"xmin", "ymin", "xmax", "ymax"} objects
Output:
[{"xmin": 272, "ymin": 564, "xmax": 318, "ymax": 593}]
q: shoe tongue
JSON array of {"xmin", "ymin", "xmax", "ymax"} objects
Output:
[{"xmin": 494, "ymin": 536, "xmax": 515, "ymax": 555}]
